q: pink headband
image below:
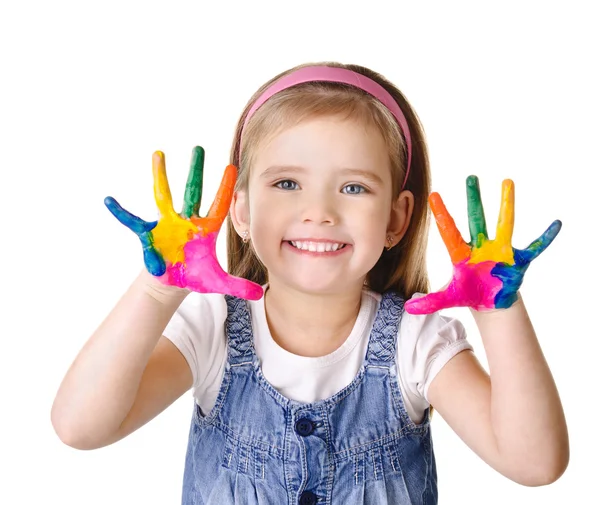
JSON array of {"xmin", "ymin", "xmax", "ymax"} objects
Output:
[{"xmin": 240, "ymin": 66, "xmax": 412, "ymax": 189}]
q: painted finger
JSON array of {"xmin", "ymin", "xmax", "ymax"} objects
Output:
[
  {"xmin": 139, "ymin": 234, "xmax": 166, "ymax": 276},
  {"xmin": 219, "ymin": 275, "xmax": 264, "ymax": 301},
  {"xmin": 516, "ymin": 219, "xmax": 562, "ymax": 265},
  {"xmin": 182, "ymin": 236, "xmax": 264, "ymax": 299},
  {"xmin": 181, "ymin": 146, "xmax": 205, "ymax": 218},
  {"xmin": 466, "ymin": 175, "xmax": 488, "ymax": 247},
  {"xmin": 429, "ymin": 192, "xmax": 470, "ymax": 264},
  {"xmin": 152, "ymin": 151, "xmax": 177, "ymax": 217},
  {"xmin": 189, "ymin": 269, "xmax": 264, "ymax": 300},
  {"xmin": 495, "ymin": 179, "xmax": 515, "ymax": 246},
  {"xmin": 404, "ymin": 288, "xmax": 459, "ymax": 315},
  {"xmin": 104, "ymin": 196, "xmax": 157, "ymax": 235},
  {"xmin": 204, "ymin": 164, "xmax": 237, "ymax": 233}
]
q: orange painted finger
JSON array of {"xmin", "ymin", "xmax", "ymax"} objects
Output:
[
  {"xmin": 495, "ymin": 179, "xmax": 515, "ymax": 246},
  {"xmin": 429, "ymin": 192, "xmax": 471, "ymax": 263},
  {"xmin": 152, "ymin": 151, "xmax": 176, "ymax": 217},
  {"xmin": 203, "ymin": 164, "xmax": 237, "ymax": 233}
]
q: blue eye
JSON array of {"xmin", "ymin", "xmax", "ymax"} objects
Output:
[
  {"xmin": 343, "ymin": 184, "xmax": 367, "ymax": 194},
  {"xmin": 274, "ymin": 180, "xmax": 298, "ymax": 190}
]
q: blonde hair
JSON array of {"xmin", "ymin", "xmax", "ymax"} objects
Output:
[{"xmin": 226, "ymin": 61, "xmax": 431, "ymax": 299}]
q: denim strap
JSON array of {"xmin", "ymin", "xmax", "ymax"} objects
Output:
[
  {"xmin": 365, "ymin": 291, "xmax": 405, "ymax": 366},
  {"xmin": 225, "ymin": 295, "xmax": 256, "ymax": 365}
]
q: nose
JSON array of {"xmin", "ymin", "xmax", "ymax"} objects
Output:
[{"xmin": 299, "ymin": 192, "xmax": 339, "ymax": 225}]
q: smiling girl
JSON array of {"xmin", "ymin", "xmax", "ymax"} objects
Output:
[{"xmin": 52, "ymin": 62, "xmax": 569, "ymax": 505}]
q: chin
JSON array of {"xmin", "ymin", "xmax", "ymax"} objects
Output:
[{"xmin": 285, "ymin": 274, "xmax": 362, "ymax": 296}]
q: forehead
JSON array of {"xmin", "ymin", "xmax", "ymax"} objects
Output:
[{"xmin": 252, "ymin": 116, "xmax": 390, "ymax": 176}]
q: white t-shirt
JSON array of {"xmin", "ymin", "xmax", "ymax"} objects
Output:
[{"xmin": 163, "ymin": 287, "xmax": 472, "ymax": 424}]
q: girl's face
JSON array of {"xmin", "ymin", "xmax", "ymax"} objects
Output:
[{"xmin": 241, "ymin": 116, "xmax": 399, "ymax": 295}]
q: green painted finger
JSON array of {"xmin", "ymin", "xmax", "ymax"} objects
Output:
[
  {"xmin": 466, "ymin": 175, "xmax": 488, "ymax": 247},
  {"xmin": 181, "ymin": 146, "xmax": 205, "ymax": 218}
]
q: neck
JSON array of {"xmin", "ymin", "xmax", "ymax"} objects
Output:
[{"xmin": 264, "ymin": 279, "xmax": 364, "ymax": 357}]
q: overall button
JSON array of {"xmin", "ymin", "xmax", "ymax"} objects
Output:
[
  {"xmin": 295, "ymin": 418, "xmax": 314, "ymax": 436},
  {"xmin": 299, "ymin": 490, "xmax": 318, "ymax": 505}
]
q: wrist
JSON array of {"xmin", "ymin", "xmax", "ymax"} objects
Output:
[
  {"xmin": 136, "ymin": 270, "xmax": 190, "ymax": 306},
  {"xmin": 469, "ymin": 291, "xmax": 524, "ymax": 318}
]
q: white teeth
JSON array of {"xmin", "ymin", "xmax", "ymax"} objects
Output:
[{"xmin": 290, "ymin": 241, "xmax": 345, "ymax": 252}]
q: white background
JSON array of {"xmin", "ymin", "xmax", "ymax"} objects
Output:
[{"xmin": 1, "ymin": 1, "xmax": 598, "ymax": 503}]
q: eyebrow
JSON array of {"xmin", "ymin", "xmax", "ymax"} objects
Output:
[{"xmin": 260, "ymin": 165, "xmax": 384, "ymax": 185}]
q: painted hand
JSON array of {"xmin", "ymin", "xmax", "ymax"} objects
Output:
[
  {"xmin": 404, "ymin": 175, "xmax": 561, "ymax": 314},
  {"xmin": 104, "ymin": 146, "xmax": 264, "ymax": 300}
]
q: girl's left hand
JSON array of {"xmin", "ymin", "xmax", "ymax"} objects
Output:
[{"xmin": 404, "ymin": 175, "xmax": 561, "ymax": 314}]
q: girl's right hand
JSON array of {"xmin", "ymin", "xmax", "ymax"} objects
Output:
[{"xmin": 104, "ymin": 146, "xmax": 264, "ymax": 300}]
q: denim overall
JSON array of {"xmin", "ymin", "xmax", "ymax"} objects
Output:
[{"xmin": 181, "ymin": 291, "xmax": 437, "ymax": 504}]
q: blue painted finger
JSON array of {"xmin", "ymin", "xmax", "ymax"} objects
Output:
[
  {"xmin": 104, "ymin": 196, "xmax": 157, "ymax": 235},
  {"xmin": 139, "ymin": 232, "xmax": 166, "ymax": 276},
  {"xmin": 514, "ymin": 219, "xmax": 562, "ymax": 266}
]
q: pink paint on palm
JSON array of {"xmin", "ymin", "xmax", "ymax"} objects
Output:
[
  {"xmin": 160, "ymin": 232, "xmax": 263, "ymax": 300},
  {"xmin": 407, "ymin": 260, "xmax": 503, "ymax": 314},
  {"xmin": 451, "ymin": 261, "xmax": 503, "ymax": 310},
  {"xmin": 162, "ymin": 263, "xmax": 187, "ymax": 288}
]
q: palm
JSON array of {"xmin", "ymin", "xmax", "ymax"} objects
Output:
[
  {"xmin": 405, "ymin": 176, "xmax": 561, "ymax": 314},
  {"xmin": 104, "ymin": 146, "xmax": 263, "ymax": 300}
]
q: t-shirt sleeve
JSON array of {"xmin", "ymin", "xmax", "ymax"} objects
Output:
[
  {"xmin": 396, "ymin": 294, "xmax": 473, "ymax": 419},
  {"xmin": 162, "ymin": 292, "xmax": 228, "ymax": 392}
]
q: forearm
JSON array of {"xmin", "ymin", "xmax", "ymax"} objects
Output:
[
  {"xmin": 472, "ymin": 293, "xmax": 569, "ymax": 480},
  {"xmin": 51, "ymin": 270, "xmax": 188, "ymax": 446}
]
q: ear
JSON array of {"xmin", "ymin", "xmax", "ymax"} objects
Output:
[
  {"xmin": 229, "ymin": 189, "xmax": 250, "ymax": 235},
  {"xmin": 387, "ymin": 190, "xmax": 415, "ymax": 246}
]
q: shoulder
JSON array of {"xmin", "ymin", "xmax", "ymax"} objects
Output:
[
  {"xmin": 399, "ymin": 292, "xmax": 472, "ymax": 401},
  {"xmin": 162, "ymin": 292, "xmax": 229, "ymax": 390},
  {"xmin": 168, "ymin": 291, "xmax": 229, "ymax": 333},
  {"xmin": 162, "ymin": 292, "xmax": 229, "ymax": 360},
  {"xmin": 400, "ymin": 293, "xmax": 467, "ymax": 343}
]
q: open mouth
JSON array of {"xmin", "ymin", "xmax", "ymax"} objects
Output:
[{"xmin": 287, "ymin": 240, "xmax": 348, "ymax": 252}]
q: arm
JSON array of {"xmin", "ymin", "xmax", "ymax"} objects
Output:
[
  {"xmin": 405, "ymin": 176, "xmax": 568, "ymax": 485},
  {"xmin": 51, "ymin": 271, "xmax": 192, "ymax": 450},
  {"xmin": 428, "ymin": 293, "xmax": 569, "ymax": 486},
  {"xmin": 52, "ymin": 147, "xmax": 263, "ymax": 449}
]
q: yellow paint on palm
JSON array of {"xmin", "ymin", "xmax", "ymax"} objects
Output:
[
  {"xmin": 152, "ymin": 217, "xmax": 198, "ymax": 265},
  {"xmin": 469, "ymin": 234, "xmax": 515, "ymax": 264}
]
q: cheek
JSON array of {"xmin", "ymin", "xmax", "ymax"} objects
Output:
[
  {"xmin": 350, "ymin": 199, "xmax": 391, "ymax": 232},
  {"xmin": 247, "ymin": 191, "xmax": 283, "ymax": 250},
  {"xmin": 249, "ymin": 190, "xmax": 277, "ymax": 225}
]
